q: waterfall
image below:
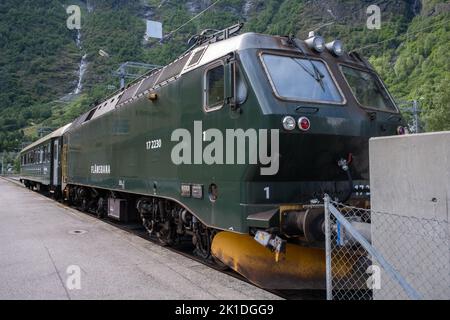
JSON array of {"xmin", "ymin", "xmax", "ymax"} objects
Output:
[
  {"xmin": 72, "ymin": 29, "xmax": 87, "ymax": 95},
  {"xmin": 86, "ymin": 1, "xmax": 94, "ymax": 13},
  {"xmin": 242, "ymin": 0, "xmax": 254, "ymax": 18}
]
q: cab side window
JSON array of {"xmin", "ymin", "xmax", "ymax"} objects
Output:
[{"xmin": 205, "ymin": 63, "xmax": 224, "ymax": 111}]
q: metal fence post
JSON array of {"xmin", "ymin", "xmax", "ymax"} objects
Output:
[
  {"xmin": 413, "ymin": 100, "xmax": 421, "ymax": 133},
  {"xmin": 324, "ymin": 194, "xmax": 332, "ymax": 300}
]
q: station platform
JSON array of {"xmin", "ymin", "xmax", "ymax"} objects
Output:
[{"xmin": 0, "ymin": 178, "xmax": 279, "ymax": 300}]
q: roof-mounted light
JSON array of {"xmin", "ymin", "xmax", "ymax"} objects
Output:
[
  {"xmin": 305, "ymin": 31, "xmax": 325, "ymax": 53},
  {"xmin": 326, "ymin": 40, "xmax": 344, "ymax": 56}
]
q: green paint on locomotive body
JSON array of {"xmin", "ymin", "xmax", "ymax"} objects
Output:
[{"xmin": 63, "ymin": 33, "xmax": 403, "ymax": 233}]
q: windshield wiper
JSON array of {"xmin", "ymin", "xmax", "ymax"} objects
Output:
[
  {"xmin": 288, "ymin": 37, "xmax": 325, "ymax": 90},
  {"xmin": 312, "ymin": 63, "xmax": 325, "ymax": 90},
  {"xmin": 290, "ymin": 58, "xmax": 323, "ymax": 83}
]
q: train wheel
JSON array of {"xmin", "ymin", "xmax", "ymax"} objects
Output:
[
  {"xmin": 156, "ymin": 220, "xmax": 174, "ymax": 246},
  {"xmin": 142, "ymin": 218, "xmax": 154, "ymax": 235},
  {"xmin": 96, "ymin": 197, "xmax": 107, "ymax": 219},
  {"xmin": 193, "ymin": 223, "xmax": 211, "ymax": 260},
  {"xmin": 137, "ymin": 199, "xmax": 155, "ymax": 235},
  {"xmin": 80, "ymin": 198, "xmax": 88, "ymax": 212}
]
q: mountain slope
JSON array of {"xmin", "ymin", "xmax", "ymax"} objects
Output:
[
  {"xmin": 0, "ymin": 0, "xmax": 448, "ymax": 152},
  {"xmin": 0, "ymin": 0, "xmax": 79, "ymax": 150}
]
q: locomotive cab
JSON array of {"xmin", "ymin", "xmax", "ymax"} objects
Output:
[
  {"xmin": 209, "ymin": 31, "xmax": 406, "ymax": 288},
  {"xmin": 223, "ymin": 32, "xmax": 404, "ymax": 231}
]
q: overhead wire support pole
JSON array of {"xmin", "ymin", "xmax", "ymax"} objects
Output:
[
  {"xmin": 119, "ymin": 64, "xmax": 125, "ymax": 90},
  {"xmin": 413, "ymin": 100, "xmax": 421, "ymax": 134},
  {"xmin": 324, "ymin": 195, "xmax": 333, "ymax": 300},
  {"xmin": 398, "ymin": 99, "xmax": 422, "ymax": 133},
  {"xmin": 114, "ymin": 62, "xmax": 162, "ymax": 89}
]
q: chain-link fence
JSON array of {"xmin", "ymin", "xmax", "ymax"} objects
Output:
[{"xmin": 324, "ymin": 196, "xmax": 449, "ymax": 300}]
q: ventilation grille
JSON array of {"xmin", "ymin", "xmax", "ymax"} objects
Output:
[
  {"xmin": 118, "ymin": 82, "xmax": 140, "ymax": 104},
  {"xmin": 84, "ymin": 108, "xmax": 97, "ymax": 122},
  {"xmin": 188, "ymin": 47, "xmax": 206, "ymax": 67},
  {"xmin": 156, "ymin": 53, "xmax": 191, "ymax": 85},
  {"xmin": 134, "ymin": 69, "xmax": 162, "ymax": 97}
]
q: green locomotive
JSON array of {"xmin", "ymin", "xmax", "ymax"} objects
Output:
[{"xmin": 20, "ymin": 25, "xmax": 406, "ymax": 289}]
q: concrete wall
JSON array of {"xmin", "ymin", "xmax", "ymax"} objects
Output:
[{"xmin": 369, "ymin": 132, "xmax": 449, "ymax": 300}]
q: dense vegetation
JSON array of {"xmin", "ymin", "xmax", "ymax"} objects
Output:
[
  {"xmin": 0, "ymin": 0, "xmax": 449, "ymax": 154},
  {"xmin": 0, "ymin": 0, "xmax": 79, "ymax": 150}
]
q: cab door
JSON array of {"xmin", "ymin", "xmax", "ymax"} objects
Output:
[{"xmin": 199, "ymin": 57, "xmax": 244, "ymax": 230}]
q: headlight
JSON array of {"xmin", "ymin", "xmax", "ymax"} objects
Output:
[
  {"xmin": 305, "ymin": 32, "xmax": 325, "ymax": 53},
  {"xmin": 326, "ymin": 40, "xmax": 344, "ymax": 56},
  {"xmin": 282, "ymin": 116, "xmax": 296, "ymax": 131}
]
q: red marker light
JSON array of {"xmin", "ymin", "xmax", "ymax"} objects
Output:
[{"xmin": 298, "ymin": 117, "xmax": 311, "ymax": 131}]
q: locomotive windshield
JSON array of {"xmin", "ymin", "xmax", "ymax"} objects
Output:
[
  {"xmin": 340, "ymin": 65, "xmax": 397, "ymax": 112},
  {"xmin": 261, "ymin": 54, "xmax": 343, "ymax": 103}
]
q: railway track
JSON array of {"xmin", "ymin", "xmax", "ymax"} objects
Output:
[{"xmin": 2, "ymin": 175, "xmax": 325, "ymax": 300}]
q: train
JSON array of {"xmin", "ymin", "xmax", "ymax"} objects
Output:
[{"xmin": 20, "ymin": 24, "xmax": 406, "ymax": 290}]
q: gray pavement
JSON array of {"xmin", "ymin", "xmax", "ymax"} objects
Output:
[{"xmin": 0, "ymin": 178, "xmax": 280, "ymax": 300}]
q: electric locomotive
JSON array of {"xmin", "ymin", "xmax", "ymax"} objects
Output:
[{"xmin": 20, "ymin": 24, "xmax": 406, "ymax": 289}]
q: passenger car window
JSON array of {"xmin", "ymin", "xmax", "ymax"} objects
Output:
[
  {"xmin": 261, "ymin": 54, "xmax": 343, "ymax": 103},
  {"xmin": 46, "ymin": 143, "xmax": 51, "ymax": 162},
  {"xmin": 340, "ymin": 65, "xmax": 397, "ymax": 112},
  {"xmin": 205, "ymin": 64, "xmax": 224, "ymax": 110}
]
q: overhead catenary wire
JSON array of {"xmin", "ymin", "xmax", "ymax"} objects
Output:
[
  {"xmin": 309, "ymin": 0, "xmax": 388, "ymax": 34},
  {"xmin": 167, "ymin": 0, "xmax": 387, "ymax": 39},
  {"xmin": 350, "ymin": 18, "xmax": 450, "ymax": 52},
  {"xmin": 163, "ymin": 0, "xmax": 224, "ymax": 39},
  {"xmin": 157, "ymin": 0, "xmax": 169, "ymax": 9},
  {"xmin": 158, "ymin": 0, "xmax": 448, "ymax": 59}
]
